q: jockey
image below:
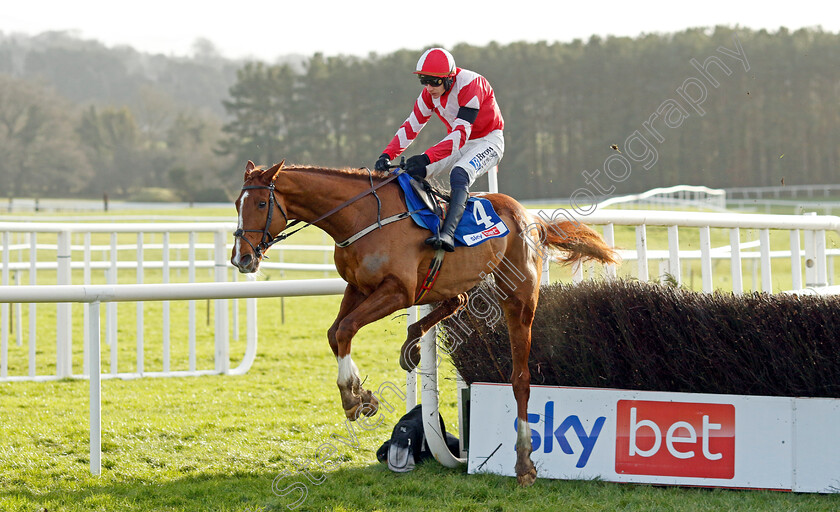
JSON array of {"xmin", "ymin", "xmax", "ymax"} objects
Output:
[{"xmin": 374, "ymin": 48, "xmax": 505, "ymax": 252}]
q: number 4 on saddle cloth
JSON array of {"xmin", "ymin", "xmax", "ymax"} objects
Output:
[{"xmin": 396, "ymin": 173, "xmax": 508, "ymax": 247}]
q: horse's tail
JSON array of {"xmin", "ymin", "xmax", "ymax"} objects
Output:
[{"xmin": 536, "ymin": 218, "xmax": 620, "ymax": 266}]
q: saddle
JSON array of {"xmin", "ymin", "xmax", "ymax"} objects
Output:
[
  {"xmin": 408, "ymin": 178, "xmax": 448, "ymax": 221},
  {"xmin": 395, "ymin": 172, "xmax": 508, "ymax": 248}
]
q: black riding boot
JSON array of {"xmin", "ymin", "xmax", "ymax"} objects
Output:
[{"xmin": 426, "ymin": 187, "xmax": 469, "ymax": 252}]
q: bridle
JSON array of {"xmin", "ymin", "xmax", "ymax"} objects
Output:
[
  {"xmin": 233, "ymin": 170, "xmax": 295, "ymax": 260},
  {"xmin": 233, "ymin": 165, "xmax": 407, "ymax": 260}
]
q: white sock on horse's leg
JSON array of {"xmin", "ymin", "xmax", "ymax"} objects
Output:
[{"xmin": 337, "ymin": 355, "xmax": 360, "ymax": 388}]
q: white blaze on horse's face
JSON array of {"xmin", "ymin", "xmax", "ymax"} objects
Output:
[{"xmin": 231, "ymin": 190, "xmax": 249, "ymax": 268}]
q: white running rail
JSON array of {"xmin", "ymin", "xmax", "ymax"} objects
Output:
[
  {"xmin": 0, "ymin": 222, "xmax": 337, "ymax": 382},
  {"xmin": 533, "ymin": 208, "xmax": 840, "ymax": 294}
]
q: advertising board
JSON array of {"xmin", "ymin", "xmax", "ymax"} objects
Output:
[{"xmin": 468, "ymin": 383, "xmax": 840, "ymax": 492}]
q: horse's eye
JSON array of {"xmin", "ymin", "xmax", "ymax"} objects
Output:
[{"xmin": 258, "ymin": 201, "xmax": 267, "ymax": 208}]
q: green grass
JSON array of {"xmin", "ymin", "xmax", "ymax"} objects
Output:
[{"xmin": 3, "ymin": 206, "xmax": 840, "ymax": 510}]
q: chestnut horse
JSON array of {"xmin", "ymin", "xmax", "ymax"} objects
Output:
[{"xmin": 230, "ymin": 160, "xmax": 618, "ymax": 486}]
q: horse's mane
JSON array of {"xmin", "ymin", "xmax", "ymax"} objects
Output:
[{"xmin": 282, "ymin": 164, "xmax": 392, "ymax": 182}]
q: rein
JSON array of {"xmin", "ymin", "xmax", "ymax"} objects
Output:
[{"xmin": 234, "ymin": 167, "xmax": 407, "ymax": 258}]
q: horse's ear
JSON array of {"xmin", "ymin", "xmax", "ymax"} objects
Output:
[
  {"xmin": 244, "ymin": 160, "xmax": 256, "ymax": 180},
  {"xmin": 267, "ymin": 160, "xmax": 285, "ymax": 183}
]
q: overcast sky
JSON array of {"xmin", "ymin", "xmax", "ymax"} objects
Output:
[{"xmin": 2, "ymin": 1, "xmax": 835, "ymax": 61}]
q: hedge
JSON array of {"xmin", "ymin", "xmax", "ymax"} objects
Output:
[{"xmin": 443, "ymin": 279, "xmax": 840, "ymax": 398}]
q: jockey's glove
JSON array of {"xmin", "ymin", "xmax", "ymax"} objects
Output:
[
  {"xmin": 374, "ymin": 154, "xmax": 390, "ymax": 172},
  {"xmin": 405, "ymin": 154, "xmax": 430, "ymax": 180}
]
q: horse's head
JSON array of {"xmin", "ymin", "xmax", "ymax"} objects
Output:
[{"xmin": 231, "ymin": 159, "xmax": 288, "ymax": 273}]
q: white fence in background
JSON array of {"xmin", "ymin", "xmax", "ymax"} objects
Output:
[
  {"xmin": 725, "ymin": 198, "xmax": 840, "ymax": 215},
  {"xmin": 1, "ymin": 198, "xmax": 231, "ymax": 213},
  {"xmin": 595, "ymin": 185, "xmax": 727, "ymax": 211},
  {"xmin": 0, "ymin": 222, "xmax": 336, "ymax": 382},
  {"xmin": 541, "ymin": 183, "xmax": 840, "ymax": 214},
  {"xmin": 726, "ymin": 184, "xmax": 840, "ymax": 200},
  {"xmin": 539, "ymin": 209, "xmax": 840, "ymax": 294}
]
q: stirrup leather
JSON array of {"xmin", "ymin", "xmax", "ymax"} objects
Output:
[{"xmin": 425, "ymin": 188, "xmax": 469, "ymax": 252}]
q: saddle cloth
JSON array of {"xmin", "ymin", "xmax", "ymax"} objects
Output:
[{"xmin": 396, "ymin": 173, "xmax": 508, "ymax": 247}]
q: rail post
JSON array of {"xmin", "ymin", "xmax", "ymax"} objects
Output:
[
  {"xmin": 417, "ymin": 304, "xmax": 466, "ymax": 467},
  {"xmin": 213, "ymin": 230, "xmax": 229, "ymax": 373},
  {"xmin": 89, "ymin": 301, "xmax": 101, "ymax": 476},
  {"xmin": 1, "ymin": 231, "xmax": 8, "ymax": 378},
  {"xmin": 56, "ymin": 229, "xmax": 72, "ymax": 377}
]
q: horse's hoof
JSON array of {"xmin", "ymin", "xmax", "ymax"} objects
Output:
[
  {"xmin": 515, "ymin": 457, "xmax": 537, "ymax": 487},
  {"xmin": 399, "ymin": 343, "xmax": 421, "ymax": 372},
  {"xmin": 344, "ymin": 405, "xmax": 359, "ymax": 421},
  {"xmin": 344, "ymin": 393, "xmax": 379, "ymax": 420},
  {"xmin": 516, "ymin": 468, "xmax": 537, "ymax": 487},
  {"xmin": 358, "ymin": 392, "xmax": 379, "ymax": 417}
]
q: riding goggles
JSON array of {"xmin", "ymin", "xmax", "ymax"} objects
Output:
[{"xmin": 418, "ymin": 75, "xmax": 444, "ymax": 86}]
